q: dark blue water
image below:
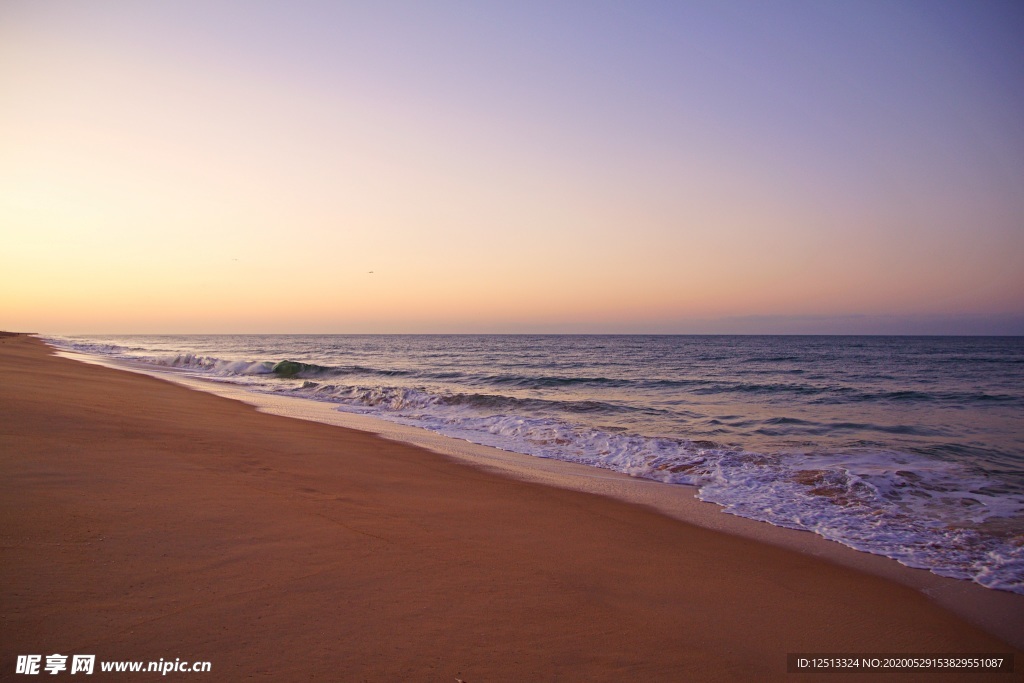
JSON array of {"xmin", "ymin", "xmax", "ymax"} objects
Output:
[{"xmin": 49, "ymin": 334, "xmax": 1024, "ymax": 592}]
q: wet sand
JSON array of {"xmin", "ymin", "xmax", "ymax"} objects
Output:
[{"xmin": 1, "ymin": 333, "xmax": 1018, "ymax": 681}]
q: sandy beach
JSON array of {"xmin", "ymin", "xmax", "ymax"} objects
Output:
[{"xmin": 1, "ymin": 333, "xmax": 1018, "ymax": 681}]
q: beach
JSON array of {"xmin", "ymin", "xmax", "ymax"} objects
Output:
[{"xmin": 1, "ymin": 333, "xmax": 1019, "ymax": 681}]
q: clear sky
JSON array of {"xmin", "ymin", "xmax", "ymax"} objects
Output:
[{"xmin": 2, "ymin": 0, "xmax": 1022, "ymax": 334}]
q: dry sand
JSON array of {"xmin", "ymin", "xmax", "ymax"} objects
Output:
[{"xmin": 1, "ymin": 333, "xmax": 1019, "ymax": 681}]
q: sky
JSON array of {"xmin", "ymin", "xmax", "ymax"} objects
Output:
[{"xmin": 2, "ymin": 0, "xmax": 1022, "ymax": 334}]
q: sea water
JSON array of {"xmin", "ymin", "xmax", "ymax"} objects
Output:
[{"xmin": 46, "ymin": 334, "xmax": 1024, "ymax": 593}]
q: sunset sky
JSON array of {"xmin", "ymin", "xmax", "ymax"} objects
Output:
[{"xmin": 2, "ymin": 1, "xmax": 1022, "ymax": 334}]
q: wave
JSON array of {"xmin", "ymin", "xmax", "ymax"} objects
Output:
[
  {"xmin": 740, "ymin": 355, "xmax": 805, "ymax": 363},
  {"xmin": 282, "ymin": 381, "xmax": 648, "ymax": 416},
  {"xmin": 46, "ymin": 338, "xmax": 131, "ymax": 355},
  {"xmin": 467, "ymin": 373, "xmax": 634, "ymax": 388},
  {"xmin": 270, "ymin": 360, "xmax": 332, "ymax": 378},
  {"xmin": 135, "ymin": 353, "xmax": 418, "ymax": 381}
]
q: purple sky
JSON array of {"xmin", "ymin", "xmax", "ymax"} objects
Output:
[{"xmin": 2, "ymin": 1, "xmax": 1022, "ymax": 333}]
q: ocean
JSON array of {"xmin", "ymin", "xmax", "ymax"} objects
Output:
[{"xmin": 46, "ymin": 334, "xmax": 1024, "ymax": 593}]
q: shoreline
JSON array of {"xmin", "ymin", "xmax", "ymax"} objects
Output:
[
  {"xmin": 2, "ymin": 333, "xmax": 1020, "ymax": 680},
  {"xmin": 52, "ymin": 340, "xmax": 1024, "ymax": 648}
]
